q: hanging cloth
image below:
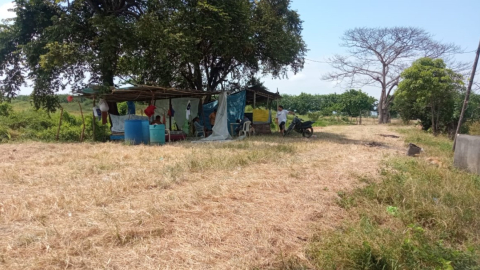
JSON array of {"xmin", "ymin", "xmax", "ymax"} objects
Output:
[
  {"xmin": 186, "ymin": 100, "xmax": 191, "ymax": 121},
  {"xmin": 144, "ymin": 105, "xmax": 155, "ymax": 117},
  {"xmin": 168, "ymin": 105, "xmax": 175, "ymax": 117}
]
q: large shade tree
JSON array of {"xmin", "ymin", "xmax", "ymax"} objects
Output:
[
  {"xmin": 120, "ymin": 0, "xmax": 306, "ymax": 94},
  {"xmin": 1, "ymin": 0, "xmax": 306, "ymax": 113},
  {"xmin": 0, "ymin": 0, "xmax": 144, "ymax": 113},
  {"xmin": 323, "ymin": 27, "xmax": 461, "ymax": 124}
]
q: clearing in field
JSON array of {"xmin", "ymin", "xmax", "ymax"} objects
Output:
[{"xmin": 0, "ymin": 125, "xmax": 404, "ymax": 269}]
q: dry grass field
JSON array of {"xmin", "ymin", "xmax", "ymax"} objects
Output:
[{"xmin": 0, "ymin": 125, "xmax": 405, "ymax": 269}]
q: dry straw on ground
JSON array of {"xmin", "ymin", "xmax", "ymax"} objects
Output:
[{"xmin": 0, "ymin": 125, "xmax": 403, "ymax": 269}]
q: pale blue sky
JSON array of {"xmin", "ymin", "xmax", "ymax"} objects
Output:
[
  {"xmin": 262, "ymin": 0, "xmax": 480, "ymax": 97},
  {"xmin": 1, "ymin": 0, "xmax": 479, "ymax": 97}
]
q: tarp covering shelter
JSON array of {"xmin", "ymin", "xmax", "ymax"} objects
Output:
[
  {"xmin": 200, "ymin": 92, "xmax": 231, "ymax": 141},
  {"xmin": 202, "ymin": 90, "xmax": 247, "ymax": 135}
]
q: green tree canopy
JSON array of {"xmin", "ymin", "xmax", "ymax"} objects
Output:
[
  {"xmin": 394, "ymin": 57, "xmax": 463, "ymax": 135},
  {"xmin": 1, "ymin": 0, "xmax": 141, "ymax": 112},
  {"xmin": 339, "ymin": 89, "xmax": 376, "ymax": 117},
  {"xmin": 1, "ymin": 0, "xmax": 306, "ymax": 112}
]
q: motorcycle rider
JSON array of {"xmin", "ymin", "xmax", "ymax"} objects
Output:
[{"xmin": 276, "ymin": 105, "xmax": 295, "ymax": 136}]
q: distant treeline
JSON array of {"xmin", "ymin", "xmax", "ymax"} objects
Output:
[{"xmin": 280, "ymin": 90, "xmax": 377, "ymax": 116}]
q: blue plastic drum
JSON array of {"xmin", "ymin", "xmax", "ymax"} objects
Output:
[
  {"xmin": 141, "ymin": 120, "xmax": 150, "ymax": 144},
  {"xmin": 149, "ymin": 124, "xmax": 165, "ymax": 145},
  {"xmin": 124, "ymin": 120, "xmax": 144, "ymax": 145}
]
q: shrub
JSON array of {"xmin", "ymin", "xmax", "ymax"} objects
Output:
[
  {"xmin": 307, "ymin": 112, "xmax": 321, "ymax": 121},
  {"xmin": 0, "ymin": 124, "xmax": 10, "ymax": 142},
  {"xmin": 0, "ymin": 107, "xmax": 105, "ymax": 143},
  {"xmin": 84, "ymin": 115, "xmax": 110, "ymax": 142},
  {"xmin": 118, "ymin": 102, "xmax": 127, "ymax": 115},
  {"xmin": 0, "ymin": 102, "xmax": 13, "ymax": 116}
]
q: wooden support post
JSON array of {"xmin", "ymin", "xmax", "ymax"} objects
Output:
[
  {"xmin": 453, "ymin": 39, "xmax": 480, "ymax": 151},
  {"xmin": 253, "ymin": 92, "xmax": 256, "ymax": 109},
  {"xmin": 200, "ymin": 97, "xmax": 206, "ymax": 136},
  {"xmin": 276, "ymin": 95, "xmax": 279, "ymax": 132},
  {"xmin": 92, "ymin": 97, "xmax": 96, "ymax": 141},
  {"xmin": 56, "ymin": 106, "xmax": 64, "ymax": 141},
  {"xmin": 200, "ymin": 97, "xmax": 205, "ymax": 122},
  {"xmin": 169, "ymin": 98, "xmax": 172, "ymax": 130},
  {"xmin": 79, "ymin": 102, "xmax": 85, "ymax": 142}
]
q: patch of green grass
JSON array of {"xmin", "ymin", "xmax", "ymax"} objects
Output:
[
  {"xmin": 299, "ymin": 127, "xmax": 480, "ymax": 269},
  {"xmin": 397, "ymin": 128, "xmax": 453, "ymax": 156},
  {"xmin": 158, "ymin": 139, "xmax": 299, "ymax": 188}
]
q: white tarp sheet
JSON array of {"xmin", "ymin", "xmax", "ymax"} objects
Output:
[
  {"xmin": 200, "ymin": 91, "xmax": 231, "ymax": 141},
  {"xmin": 171, "ymin": 98, "xmax": 199, "ymax": 129},
  {"xmin": 153, "ymin": 98, "xmax": 199, "ymax": 129}
]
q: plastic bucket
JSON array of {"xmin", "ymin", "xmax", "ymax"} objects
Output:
[
  {"xmin": 150, "ymin": 124, "xmax": 165, "ymax": 145},
  {"xmin": 124, "ymin": 120, "xmax": 143, "ymax": 145}
]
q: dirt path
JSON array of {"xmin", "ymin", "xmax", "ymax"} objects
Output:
[{"xmin": 0, "ymin": 125, "xmax": 405, "ymax": 269}]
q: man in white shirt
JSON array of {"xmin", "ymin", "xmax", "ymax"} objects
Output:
[{"xmin": 276, "ymin": 105, "xmax": 294, "ymax": 136}]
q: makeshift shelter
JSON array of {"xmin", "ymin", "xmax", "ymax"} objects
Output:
[
  {"xmin": 80, "ymin": 85, "xmax": 221, "ymax": 141},
  {"xmin": 230, "ymin": 86, "xmax": 281, "ymax": 134},
  {"xmin": 243, "ymin": 85, "xmax": 281, "ymax": 107}
]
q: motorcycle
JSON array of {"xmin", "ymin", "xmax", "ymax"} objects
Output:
[{"xmin": 284, "ymin": 116, "xmax": 314, "ymax": 138}]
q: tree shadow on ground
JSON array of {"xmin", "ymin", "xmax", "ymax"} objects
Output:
[
  {"xmin": 243, "ymin": 131, "xmax": 367, "ymax": 146},
  {"xmin": 183, "ymin": 130, "xmax": 395, "ymax": 149},
  {"xmin": 278, "ymin": 131, "xmax": 397, "ymax": 149}
]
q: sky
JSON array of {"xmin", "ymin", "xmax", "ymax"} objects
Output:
[{"xmin": 1, "ymin": 0, "xmax": 479, "ymax": 98}]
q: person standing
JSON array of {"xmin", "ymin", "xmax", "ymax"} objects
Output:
[
  {"xmin": 209, "ymin": 108, "xmax": 217, "ymax": 129},
  {"xmin": 276, "ymin": 105, "xmax": 294, "ymax": 136}
]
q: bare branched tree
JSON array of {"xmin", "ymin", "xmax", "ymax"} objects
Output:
[{"xmin": 323, "ymin": 27, "xmax": 461, "ymax": 123}]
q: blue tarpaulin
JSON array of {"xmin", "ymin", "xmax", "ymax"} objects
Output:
[
  {"xmin": 202, "ymin": 90, "xmax": 246, "ymax": 135},
  {"xmin": 126, "ymin": 101, "xmax": 136, "ymax": 114}
]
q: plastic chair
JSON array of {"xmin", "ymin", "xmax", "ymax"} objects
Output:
[
  {"xmin": 239, "ymin": 121, "xmax": 252, "ymax": 137},
  {"xmin": 193, "ymin": 121, "xmax": 205, "ymax": 137},
  {"xmin": 165, "ymin": 129, "xmax": 171, "ymax": 142}
]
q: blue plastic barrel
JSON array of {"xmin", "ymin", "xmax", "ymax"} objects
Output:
[
  {"xmin": 141, "ymin": 120, "xmax": 150, "ymax": 144},
  {"xmin": 124, "ymin": 120, "xmax": 143, "ymax": 145},
  {"xmin": 150, "ymin": 124, "xmax": 165, "ymax": 145}
]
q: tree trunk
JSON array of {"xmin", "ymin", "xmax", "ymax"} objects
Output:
[
  {"xmin": 378, "ymin": 84, "xmax": 392, "ymax": 124},
  {"xmin": 431, "ymin": 107, "xmax": 437, "ymax": 136},
  {"xmin": 378, "ymin": 92, "xmax": 385, "ymax": 124}
]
